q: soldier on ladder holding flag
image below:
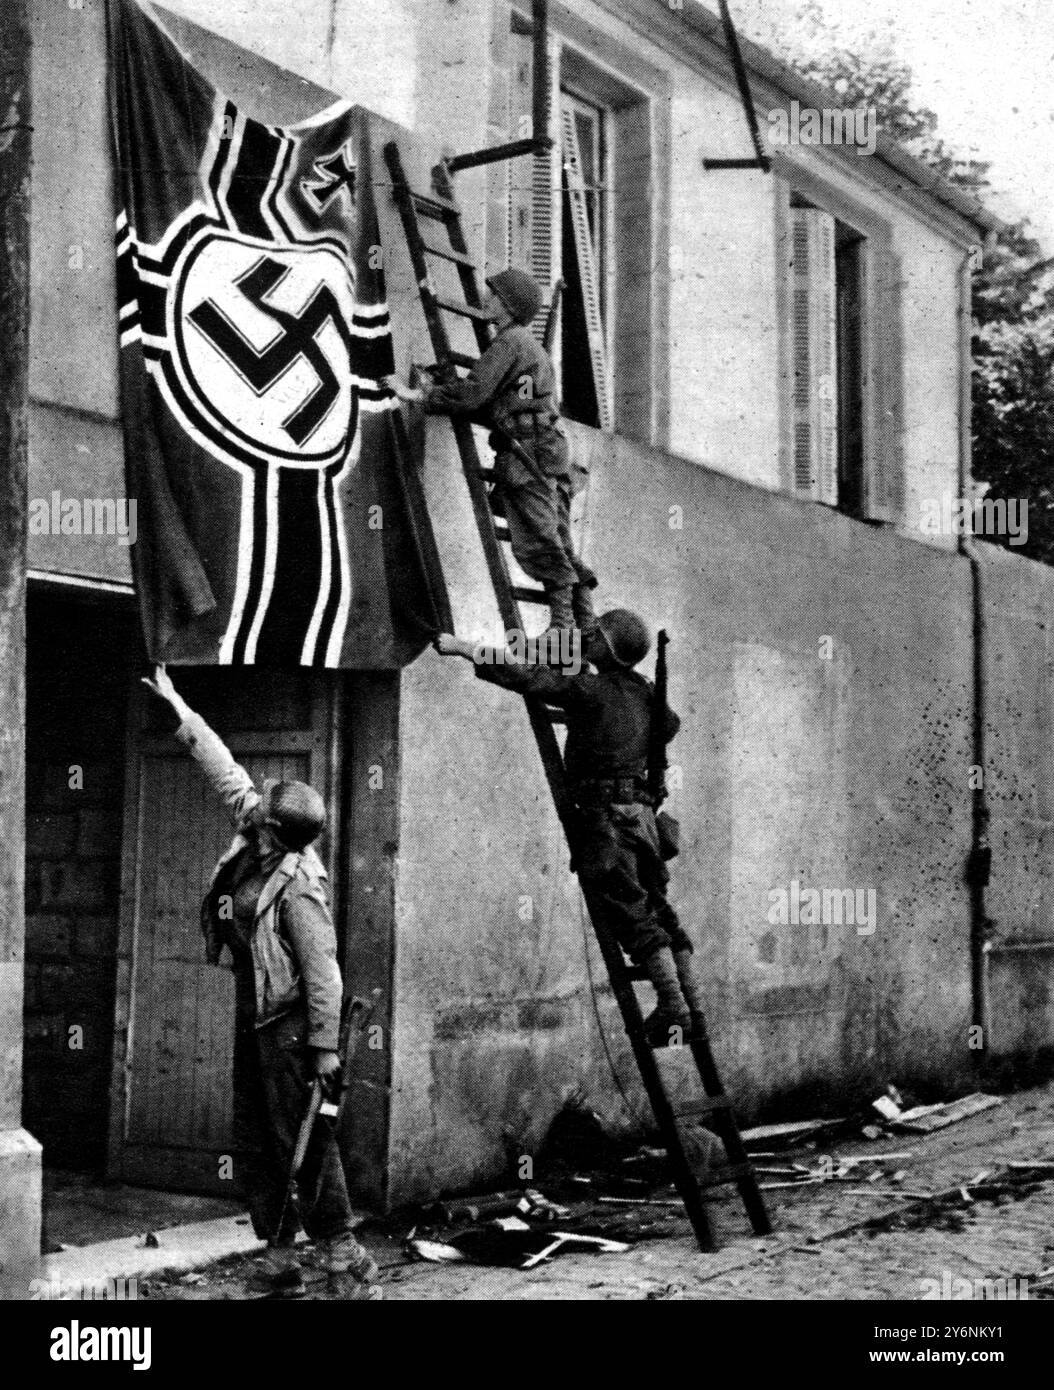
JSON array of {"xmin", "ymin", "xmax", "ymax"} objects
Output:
[{"xmin": 386, "ymin": 268, "xmax": 597, "ymax": 652}]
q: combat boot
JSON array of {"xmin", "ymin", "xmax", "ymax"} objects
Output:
[
  {"xmin": 640, "ymin": 946, "xmax": 692, "ymax": 1047},
  {"xmin": 571, "ymin": 580, "xmax": 597, "ymax": 638},
  {"xmin": 244, "ymin": 1245, "xmax": 305, "ymax": 1298},
  {"xmin": 542, "ymin": 583, "xmax": 576, "ymax": 634},
  {"xmin": 674, "ymin": 948, "xmax": 709, "ymax": 1036},
  {"xmin": 528, "ymin": 585, "xmax": 580, "ymax": 667}
]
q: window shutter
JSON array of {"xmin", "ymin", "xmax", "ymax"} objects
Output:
[
  {"xmin": 869, "ymin": 248, "xmax": 906, "ymax": 523},
  {"xmin": 507, "ymin": 29, "xmax": 559, "ymax": 342},
  {"xmin": 560, "ymin": 100, "xmax": 613, "ymax": 431},
  {"xmin": 789, "ymin": 208, "xmax": 839, "ymax": 504}
]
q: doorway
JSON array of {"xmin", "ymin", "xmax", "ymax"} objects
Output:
[
  {"xmin": 107, "ymin": 668, "xmax": 341, "ymax": 1195},
  {"xmin": 23, "ymin": 582, "xmax": 138, "ymax": 1170}
]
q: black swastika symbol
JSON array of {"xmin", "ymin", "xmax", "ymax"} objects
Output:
[{"xmin": 188, "ymin": 255, "xmax": 351, "ymax": 447}]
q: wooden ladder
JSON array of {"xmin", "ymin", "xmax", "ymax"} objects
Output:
[{"xmin": 383, "ymin": 140, "xmax": 771, "ymax": 1252}]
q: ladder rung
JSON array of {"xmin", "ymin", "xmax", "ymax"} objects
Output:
[
  {"xmin": 511, "ymin": 586, "xmax": 548, "ymax": 605},
  {"xmin": 433, "ymin": 296, "xmax": 489, "ymax": 322},
  {"xmin": 422, "ymin": 241, "xmax": 476, "ymax": 268},
  {"xmin": 493, "ymin": 524, "xmax": 511, "ymax": 543},
  {"xmin": 673, "ymin": 1097, "xmax": 732, "ymax": 1121},
  {"xmin": 411, "ymin": 190, "xmax": 459, "ymax": 221},
  {"xmin": 543, "ymin": 707, "xmax": 567, "ymax": 725},
  {"xmin": 696, "ymin": 1162, "xmax": 755, "ymax": 1191},
  {"xmin": 476, "ymin": 467, "xmax": 495, "ymax": 481},
  {"xmin": 434, "ymin": 351, "xmax": 477, "ymax": 370}
]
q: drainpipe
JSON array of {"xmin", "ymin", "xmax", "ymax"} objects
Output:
[{"xmin": 956, "ymin": 244, "xmax": 993, "ymax": 1063}]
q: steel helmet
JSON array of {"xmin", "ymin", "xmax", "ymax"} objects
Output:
[
  {"xmin": 259, "ymin": 779, "xmax": 326, "ymax": 851},
  {"xmin": 487, "ymin": 268, "xmax": 543, "ymax": 325},
  {"xmin": 596, "ymin": 609, "xmax": 651, "ymax": 668}
]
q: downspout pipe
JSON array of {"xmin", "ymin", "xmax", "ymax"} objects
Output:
[{"xmin": 957, "ymin": 244, "xmax": 993, "ymax": 1064}]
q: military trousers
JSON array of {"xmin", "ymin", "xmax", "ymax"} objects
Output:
[
  {"xmin": 233, "ymin": 1008, "xmax": 355, "ymax": 1247},
  {"xmin": 493, "ymin": 444, "xmax": 588, "ymax": 595},
  {"xmin": 575, "ymin": 803, "xmax": 692, "ymax": 964}
]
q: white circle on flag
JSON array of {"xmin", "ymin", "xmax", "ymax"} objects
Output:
[{"xmin": 174, "ymin": 230, "xmax": 357, "ymax": 470}]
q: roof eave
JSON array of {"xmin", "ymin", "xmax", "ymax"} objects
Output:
[{"xmin": 682, "ymin": 1, "xmax": 1005, "ymax": 237}]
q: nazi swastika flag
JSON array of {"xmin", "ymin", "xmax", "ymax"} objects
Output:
[{"xmin": 108, "ymin": 0, "xmax": 449, "ymax": 667}]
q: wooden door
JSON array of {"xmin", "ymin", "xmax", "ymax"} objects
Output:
[{"xmin": 107, "ymin": 670, "xmax": 339, "ymax": 1194}]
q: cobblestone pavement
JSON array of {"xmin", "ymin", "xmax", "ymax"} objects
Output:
[{"xmin": 150, "ymin": 1080, "xmax": 1054, "ymax": 1301}]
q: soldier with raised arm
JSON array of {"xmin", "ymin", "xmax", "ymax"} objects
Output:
[
  {"xmin": 435, "ymin": 612, "xmax": 707, "ymax": 1044},
  {"xmin": 142, "ymin": 665, "xmax": 380, "ymax": 1300}
]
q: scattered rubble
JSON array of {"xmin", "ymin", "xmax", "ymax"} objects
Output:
[
  {"xmin": 399, "ymin": 1084, "xmax": 1052, "ymax": 1280},
  {"xmin": 407, "ymin": 1218, "xmax": 630, "ymax": 1271},
  {"xmin": 744, "ymin": 1150, "xmax": 918, "ymax": 1192}
]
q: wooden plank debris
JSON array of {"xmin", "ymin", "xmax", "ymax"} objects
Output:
[
  {"xmin": 889, "ymin": 1093, "xmax": 1002, "ymax": 1134},
  {"xmin": 740, "ymin": 1118, "xmax": 846, "ymax": 1148}
]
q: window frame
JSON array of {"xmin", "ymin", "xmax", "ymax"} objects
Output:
[
  {"xmin": 774, "ymin": 157, "xmax": 904, "ymax": 525},
  {"xmin": 497, "ymin": 6, "xmax": 672, "ymax": 445},
  {"xmin": 557, "ymin": 85, "xmax": 614, "ymax": 428}
]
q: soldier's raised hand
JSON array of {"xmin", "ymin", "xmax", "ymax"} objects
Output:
[
  {"xmin": 141, "ymin": 663, "xmax": 176, "ymax": 702},
  {"xmin": 141, "ymin": 664, "xmax": 190, "ymax": 721}
]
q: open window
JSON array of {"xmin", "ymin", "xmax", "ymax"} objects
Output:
[
  {"xmin": 780, "ymin": 180, "xmax": 903, "ymax": 523},
  {"xmin": 787, "ymin": 200, "xmax": 867, "ymax": 514},
  {"xmin": 559, "ymin": 93, "xmax": 610, "ymax": 429},
  {"xmin": 508, "ymin": 25, "xmax": 611, "ymax": 428},
  {"xmin": 503, "ymin": 12, "xmax": 664, "ymax": 440}
]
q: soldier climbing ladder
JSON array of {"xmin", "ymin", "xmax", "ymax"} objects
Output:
[{"xmin": 383, "ymin": 139, "xmax": 771, "ymax": 1252}]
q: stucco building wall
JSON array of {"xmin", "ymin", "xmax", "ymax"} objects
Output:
[
  {"xmin": 19, "ymin": 0, "xmax": 1050, "ymax": 1214},
  {"xmin": 388, "ymin": 413, "xmax": 984, "ymax": 1201},
  {"xmin": 32, "ymin": 0, "xmax": 978, "ymax": 546}
]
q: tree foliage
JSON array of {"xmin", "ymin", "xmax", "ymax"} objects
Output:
[{"xmin": 758, "ymin": 0, "xmax": 1054, "ymax": 562}]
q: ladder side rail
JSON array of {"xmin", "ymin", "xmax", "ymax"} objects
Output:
[
  {"xmin": 579, "ymin": 883, "xmax": 719, "ymax": 1250},
  {"xmin": 385, "ymin": 144, "xmax": 463, "ymax": 375},
  {"xmin": 688, "ymin": 1031, "xmax": 773, "ymax": 1235},
  {"xmin": 383, "ymin": 138, "xmax": 766, "ymax": 1250},
  {"xmin": 388, "ymin": 145, "xmax": 571, "ymax": 814},
  {"xmin": 431, "ymin": 162, "xmax": 492, "ymax": 357}
]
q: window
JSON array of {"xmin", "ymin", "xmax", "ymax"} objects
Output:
[
  {"xmin": 787, "ymin": 199, "xmax": 866, "ymax": 514},
  {"xmin": 779, "ymin": 175, "xmax": 904, "ymax": 523},
  {"xmin": 835, "ymin": 233, "xmax": 866, "ymax": 516},
  {"xmin": 507, "ymin": 26, "xmax": 613, "ymax": 427},
  {"xmin": 559, "ymin": 92, "xmax": 610, "ymax": 429},
  {"xmin": 498, "ymin": 12, "xmax": 668, "ymax": 443}
]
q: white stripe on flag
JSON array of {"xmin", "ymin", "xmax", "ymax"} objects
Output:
[
  {"xmin": 243, "ymin": 463, "xmax": 280, "ymax": 664},
  {"xmin": 324, "ymin": 444, "xmax": 357, "ymax": 668},
  {"xmin": 300, "ymin": 469, "xmax": 333, "ymax": 667},
  {"xmin": 219, "ymin": 472, "xmax": 256, "ymax": 665}
]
